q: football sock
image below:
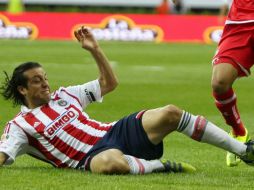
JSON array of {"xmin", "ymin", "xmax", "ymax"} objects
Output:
[
  {"xmin": 124, "ymin": 155, "xmax": 164, "ymax": 174},
  {"xmin": 177, "ymin": 111, "xmax": 247, "ymax": 156},
  {"xmin": 213, "ymin": 88, "xmax": 246, "ymax": 136}
]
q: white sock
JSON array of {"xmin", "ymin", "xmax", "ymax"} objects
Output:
[
  {"xmin": 124, "ymin": 155, "xmax": 164, "ymax": 174},
  {"xmin": 177, "ymin": 111, "xmax": 247, "ymax": 156}
]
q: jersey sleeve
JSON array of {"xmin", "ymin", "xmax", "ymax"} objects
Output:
[
  {"xmin": 0, "ymin": 122, "xmax": 28, "ymax": 165},
  {"xmin": 58, "ymin": 79, "xmax": 103, "ymax": 109}
]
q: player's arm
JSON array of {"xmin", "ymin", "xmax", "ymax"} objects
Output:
[
  {"xmin": 74, "ymin": 26, "xmax": 118, "ymax": 97},
  {"xmin": 219, "ymin": 4, "xmax": 228, "ymax": 23},
  {"xmin": 0, "ymin": 123, "xmax": 28, "ymax": 167},
  {"xmin": 0, "ymin": 152, "xmax": 8, "ymax": 166},
  {"xmin": 218, "ymin": 0, "xmax": 229, "ymax": 24}
]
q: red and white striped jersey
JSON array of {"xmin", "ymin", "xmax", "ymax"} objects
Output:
[
  {"xmin": 226, "ymin": 0, "xmax": 254, "ymax": 24},
  {"xmin": 0, "ymin": 79, "xmax": 113, "ymax": 168}
]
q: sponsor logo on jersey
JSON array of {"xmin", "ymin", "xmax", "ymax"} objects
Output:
[
  {"xmin": 0, "ymin": 14, "xmax": 38, "ymax": 40},
  {"xmin": 72, "ymin": 15, "xmax": 164, "ymax": 42},
  {"xmin": 203, "ymin": 26, "xmax": 224, "ymax": 44},
  {"xmin": 44, "ymin": 109, "xmax": 78, "ymax": 139},
  {"xmin": 84, "ymin": 89, "xmax": 96, "ymax": 103}
]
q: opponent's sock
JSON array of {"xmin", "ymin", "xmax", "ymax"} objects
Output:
[
  {"xmin": 124, "ymin": 155, "xmax": 164, "ymax": 174},
  {"xmin": 213, "ymin": 88, "xmax": 246, "ymax": 136},
  {"xmin": 177, "ymin": 111, "xmax": 247, "ymax": 156}
]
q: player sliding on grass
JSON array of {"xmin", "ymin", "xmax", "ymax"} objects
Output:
[{"xmin": 0, "ymin": 27, "xmax": 254, "ymax": 174}]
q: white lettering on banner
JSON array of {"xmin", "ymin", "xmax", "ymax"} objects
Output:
[
  {"xmin": 210, "ymin": 29, "xmax": 223, "ymax": 43},
  {"xmin": 44, "ymin": 109, "xmax": 78, "ymax": 139},
  {"xmin": 73, "ymin": 15, "xmax": 163, "ymax": 42},
  {"xmin": 0, "ymin": 14, "xmax": 38, "ymax": 39},
  {"xmin": 92, "ymin": 19, "xmax": 157, "ymax": 41},
  {"xmin": 203, "ymin": 26, "xmax": 224, "ymax": 44},
  {"xmin": 0, "ymin": 25, "xmax": 30, "ymax": 39}
]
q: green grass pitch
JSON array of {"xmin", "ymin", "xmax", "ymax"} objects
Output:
[{"xmin": 0, "ymin": 40, "xmax": 254, "ymax": 190}]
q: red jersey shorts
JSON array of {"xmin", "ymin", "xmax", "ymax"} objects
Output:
[{"xmin": 212, "ymin": 22, "xmax": 254, "ymax": 77}]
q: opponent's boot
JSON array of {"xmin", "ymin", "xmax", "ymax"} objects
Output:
[{"xmin": 226, "ymin": 129, "xmax": 249, "ymax": 167}]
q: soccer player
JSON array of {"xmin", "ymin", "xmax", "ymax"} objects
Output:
[
  {"xmin": 155, "ymin": 0, "xmax": 170, "ymax": 15},
  {"xmin": 0, "ymin": 27, "xmax": 253, "ymax": 174},
  {"xmin": 211, "ymin": 0, "xmax": 254, "ymax": 166}
]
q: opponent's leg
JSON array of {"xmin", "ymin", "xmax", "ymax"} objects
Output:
[
  {"xmin": 212, "ymin": 63, "xmax": 249, "ymax": 166},
  {"xmin": 212, "ymin": 63, "xmax": 246, "ymax": 136}
]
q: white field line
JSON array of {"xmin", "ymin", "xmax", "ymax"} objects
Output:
[
  {"xmin": 0, "ymin": 61, "xmax": 118, "ymax": 69},
  {"xmin": 131, "ymin": 65, "xmax": 165, "ymax": 71},
  {"xmin": 0, "ymin": 62, "xmax": 165, "ymax": 72}
]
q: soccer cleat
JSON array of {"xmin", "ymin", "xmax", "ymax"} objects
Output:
[
  {"xmin": 158, "ymin": 160, "xmax": 196, "ymax": 173},
  {"xmin": 240, "ymin": 140, "xmax": 254, "ymax": 166},
  {"xmin": 226, "ymin": 129, "xmax": 250, "ymax": 167}
]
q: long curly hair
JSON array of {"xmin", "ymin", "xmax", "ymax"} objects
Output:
[{"xmin": 0, "ymin": 62, "xmax": 42, "ymax": 107}]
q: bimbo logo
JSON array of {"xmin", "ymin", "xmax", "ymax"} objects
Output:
[
  {"xmin": 72, "ymin": 15, "xmax": 163, "ymax": 42},
  {"xmin": 0, "ymin": 14, "xmax": 38, "ymax": 39},
  {"xmin": 45, "ymin": 110, "xmax": 78, "ymax": 139},
  {"xmin": 203, "ymin": 26, "xmax": 224, "ymax": 44}
]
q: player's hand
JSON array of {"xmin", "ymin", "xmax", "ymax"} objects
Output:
[{"xmin": 74, "ymin": 26, "xmax": 99, "ymax": 52}]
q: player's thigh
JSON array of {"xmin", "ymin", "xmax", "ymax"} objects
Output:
[
  {"xmin": 90, "ymin": 149, "xmax": 129, "ymax": 174},
  {"xmin": 142, "ymin": 105, "xmax": 182, "ymax": 145}
]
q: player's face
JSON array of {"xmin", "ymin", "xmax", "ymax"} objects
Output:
[{"xmin": 19, "ymin": 67, "xmax": 51, "ymax": 109}]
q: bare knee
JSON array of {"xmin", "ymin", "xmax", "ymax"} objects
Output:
[
  {"xmin": 211, "ymin": 78, "xmax": 231, "ymax": 94},
  {"xmin": 90, "ymin": 150, "xmax": 130, "ymax": 174},
  {"xmin": 211, "ymin": 64, "xmax": 237, "ymax": 94},
  {"xmin": 142, "ymin": 105, "xmax": 183, "ymax": 144},
  {"xmin": 160, "ymin": 104, "xmax": 182, "ymax": 129}
]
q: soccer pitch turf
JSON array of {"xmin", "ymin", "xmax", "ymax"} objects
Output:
[{"xmin": 0, "ymin": 40, "xmax": 254, "ymax": 190}]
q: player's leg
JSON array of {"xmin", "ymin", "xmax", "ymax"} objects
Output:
[
  {"xmin": 211, "ymin": 24, "xmax": 249, "ymax": 138},
  {"xmin": 89, "ymin": 148, "xmax": 195, "ymax": 174},
  {"xmin": 210, "ymin": 23, "xmax": 254, "ymax": 166},
  {"xmin": 86, "ymin": 110, "xmax": 196, "ymax": 175},
  {"xmin": 87, "ymin": 105, "xmax": 253, "ymax": 174},
  {"xmin": 211, "ymin": 63, "xmax": 246, "ymax": 136},
  {"xmin": 89, "ymin": 149, "xmax": 130, "ymax": 174},
  {"xmin": 142, "ymin": 105, "xmax": 247, "ymax": 157},
  {"xmin": 89, "ymin": 149, "xmax": 165, "ymax": 174},
  {"xmin": 211, "ymin": 62, "xmax": 249, "ymax": 166},
  {"xmin": 141, "ymin": 105, "xmax": 182, "ymax": 144}
]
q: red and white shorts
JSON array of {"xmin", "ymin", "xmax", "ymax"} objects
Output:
[{"xmin": 212, "ymin": 22, "xmax": 254, "ymax": 77}]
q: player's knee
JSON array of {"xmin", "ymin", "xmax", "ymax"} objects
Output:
[
  {"xmin": 160, "ymin": 104, "xmax": 182, "ymax": 128},
  {"xmin": 99, "ymin": 156, "xmax": 129, "ymax": 174},
  {"xmin": 211, "ymin": 78, "xmax": 231, "ymax": 94},
  {"xmin": 91, "ymin": 153, "xmax": 129, "ymax": 174}
]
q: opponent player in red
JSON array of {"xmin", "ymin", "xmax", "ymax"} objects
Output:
[
  {"xmin": 211, "ymin": 0, "xmax": 254, "ymax": 166},
  {"xmin": 0, "ymin": 26, "xmax": 254, "ymax": 174}
]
